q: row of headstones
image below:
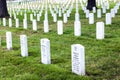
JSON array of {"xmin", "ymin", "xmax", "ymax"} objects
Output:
[
  {"xmin": 2, "ymin": 18, "xmax": 105, "ymax": 39},
  {"xmin": 8, "ymin": 0, "xmax": 73, "ymax": 21},
  {"xmin": 8, "ymin": 0, "xmax": 120, "ymax": 25},
  {"xmin": 6, "ymin": 3, "xmax": 120, "ymax": 26},
  {"xmin": 8, "ymin": 0, "xmax": 77, "ymax": 19},
  {"xmin": 4, "ymin": 32, "xmax": 85, "ymax": 75},
  {"xmin": 8, "ymin": 1, "xmax": 120, "ymax": 26},
  {"xmin": 8, "ymin": 8, "xmax": 118, "ymax": 26},
  {"xmin": 7, "ymin": 0, "xmax": 70, "ymax": 12}
]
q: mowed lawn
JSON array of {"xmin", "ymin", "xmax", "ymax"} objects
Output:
[{"xmin": 0, "ymin": 3, "xmax": 120, "ymax": 80}]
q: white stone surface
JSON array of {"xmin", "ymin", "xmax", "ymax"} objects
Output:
[
  {"xmin": 23, "ymin": 19, "xmax": 27, "ymax": 29},
  {"xmin": 75, "ymin": 13, "xmax": 80, "ymax": 21},
  {"xmin": 9, "ymin": 18, "xmax": 12, "ymax": 27},
  {"xmin": 16, "ymin": 18, "xmax": 19, "ymax": 28},
  {"xmin": 6, "ymin": 32, "xmax": 12, "ymax": 50},
  {"xmin": 85, "ymin": 10, "xmax": 89, "ymax": 18},
  {"xmin": 63, "ymin": 13, "xmax": 67, "ymax": 23},
  {"xmin": 53, "ymin": 13, "xmax": 57, "ymax": 22},
  {"xmin": 96, "ymin": 22, "xmax": 105, "ymax": 39},
  {"xmin": 57, "ymin": 20, "xmax": 63, "ymax": 35},
  {"xmin": 32, "ymin": 19, "xmax": 37, "ymax": 31},
  {"xmin": 74, "ymin": 21, "xmax": 81, "ymax": 36},
  {"xmin": 97, "ymin": 9, "xmax": 101, "ymax": 18},
  {"xmin": 44, "ymin": 20, "xmax": 49, "ymax": 33},
  {"xmin": 93, "ymin": 7, "xmax": 96, "ymax": 13},
  {"xmin": 41, "ymin": 38, "xmax": 51, "ymax": 64},
  {"xmin": 30, "ymin": 14, "xmax": 33, "ymax": 21},
  {"xmin": 111, "ymin": 9, "xmax": 115, "ymax": 18},
  {"xmin": 20, "ymin": 35, "xmax": 28, "ymax": 57},
  {"xmin": 71, "ymin": 44, "xmax": 85, "ymax": 75},
  {"xmin": 3, "ymin": 18, "xmax": 6, "ymax": 26},
  {"xmin": 89, "ymin": 13, "xmax": 94, "ymax": 24},
  {"xmin": 106, "ymin": 13, "xmax": 112, "ymax": 25},
  {"xmin": 37, "ymin": 14, "xmax": 40, "ymax": 21}
]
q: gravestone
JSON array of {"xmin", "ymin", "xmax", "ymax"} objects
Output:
[
  {"xmin": 71, "ymin": 44, "xmax": 85, "ymax": 75},
  {"xmin": 30, "ymin": 14, "xmax": 33, "ymax": 21},
  {"xmin": 111, "ymin": 9, "xmax": 115, "ymax": 18},
  {"xmin": 75, "ymin": 13, "xmax": 80, "ymax": 21},
  {"xmin": 23, "ymin": 19, "xmax": 27, "ymax": 29},
  {"xmin": 44, "ymin": 12, "xmax": 48, "ymax": 21},
  {"xmin": 67, "ymin": 10, "xmax": 70, "ymax": 17},
  {"xmin": 24, "ymin": 13, "xmax": 27, "ymax": 20},
  {"xmin": 93, "ymin": 7, "xmax": 96, "ymax": 13},
  {"xmin": 85, "ymin": 10, "xmax": 89, "ymax": 18},
  {"xmin": 97, "ymin": 9, "xmax": 101, "ymax": 18},
  {"xmin": 9, "ymin": 18, "xmax": 12, "ymax": 27},
  {"xmin": 20, "ymin": 35, "xmax": 28, "ymax": 57},
  {"xmin": 14, "ymin": 13, "xmax": 17, "ymax": 19},
  {"xmin": 41, "ymin": 38, "xmax": 51, "ymax": 64},
  {"xmin": 57, "ymin": 20, "xmax": 63, "ymax": 35},
  {"xmin": 44, "ymin": 20, "xmax": 49, "ymax": 33},
  {"xmin": 32, "ymin": 19, "xmax": 37, "ymax": 31},
  {"xmin": 53, "ymin": 13, "xmax": 57, "ymax": 22},
  {"xmin": 74, "ymin": 21, "xmax": 81, "ymax": 36},
  {"xmin": 37, "ymin": 14, "xmax": 40, "ymax": 21},
  {"xmin": 3, "ymin": 18, "xmax": 6, "ymax": 26},
  {"xmin": 16, "ymin": 18, "xmax": 19, "ymax": 28},
  {"xmin": 6, "ymin": 32, "xmax": 12, "ymax": 50},
  {"xmin": 89, "ymin": 13, "xmax": 94, "ymax": 24},
  {"xmin": 106, "ymin": 13, "xmax": 112, "ymax": 25},
  {"xmin": 59, "ymin": 9, "xmax": 62, "ymax": 17},
  {"xmin": 102, "ymin": 7, "xmax": 106, "ymax": 13},
  {"xmin": 63, "ymin": 13, "xmax": 67, "ymax": 23},
  {"xmin": 96, "ymin": 22, "xmax": 104, "ymax": 39}
]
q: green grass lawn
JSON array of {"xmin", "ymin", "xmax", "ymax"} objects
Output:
[{"xmin": 0, "ymin": 3, "xmax": 120, "ymax": 80}]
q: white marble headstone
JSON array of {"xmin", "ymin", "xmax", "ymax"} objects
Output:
[
  {"xmin": 96, "ymin": 22, "xmax": 104, "ymax": 39},
  {"xmin": 16, "ymin": 18, "xmax": 19, "ymax": 28},
  {"xmin": 59, "ymin": 9, "xmax": 62, "ymax": 17},
  {"xmin": 6, "ymin": 32, "xmax": 12, "ymax": 50},
  {"xmin": 41, "ymin": 38, "xmax": 51, "ymax": 64},
  {"xmin": 102, "ymin": 7, "xmax": 106, "ymax": 13},
  {"xmin": 20, "ymin": 35, "xmax": 28, "ymax": 57},
  {"xmin": 106, "ymin": 13, "xmax": 112, "ymax": 25},
  {"xmin": 24, "ymin": 13, "xmax": 27, "ymax": 20},
  {"xmin": 32, "ymin": 19, "xmax": 37, "ymax": 31},
  {"xmin": 57, "ymin": 20, "xmax": 63, "ymax": 35},
  {"xmin": 23, "ymin": 19, "xmax": 27, "ymax": 29},
  {"xmin": 37, "ymin": 14, "xmax": 40, "ymax": 21},
  {"xmin": 75, "ymin": 13, "xmax": 80, "ymax": 21},
  {"xmin": 3, "ymin": 18, "xmax": 6, "ymax": 26},
  {"xmin": 97, "ymin": 9, "xmax": 101, "ymax": 18},
  {"xmin": 30, "ymin": 14, "xmax": 33, "ymax": 21},
  {"xmin": 89, "ymin": 13, "xmax": 94, "ymax": 24},
  {"xmin": 71, "ymin": 44, "xmax": 85, "ymax": 75},
  {"xmin": 44, "ymin": 20, "xmax": 49, "ymax": 33},
  {"xmin": 53, "ymin": 13, "xmax": 57, "ymax": 22},
  {"xmin": 63, "ymin": 13, "xmax": 67, "ymax": 23},
  {"xmin": 85, "ymin": 10, "xmax": 89, "ymax": 18},
  {"xmin": 74, "ymin": 21, "xmax": 81, "ymax": 36},
  {"xmin": 9, "ymin": 18, "xmax": 12, "ymax": 27},
  {"xmin": 93, "ymin": 7, "xmax": 96, "ymax": 13},
  {"xmin": 111, "ymin": 9, "xmax": 115, "ymax": 18}
]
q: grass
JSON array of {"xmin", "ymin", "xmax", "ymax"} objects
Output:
[{"xmin": 0, "ymin": 3, "xmax": 120, "ymax": 80}]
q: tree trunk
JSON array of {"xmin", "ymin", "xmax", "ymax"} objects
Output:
[
  {"xmin": 87, "ymin": 0, "xmax": 97, "ymax": 11},
  {"xmin": 0, "ymin": 0, "xmax": 9, "ymax": 18}
]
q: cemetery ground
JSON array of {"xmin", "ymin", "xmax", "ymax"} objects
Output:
[{"xmin": 0, "ymin": 7, "xmax": 120, "ymax": 80}]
